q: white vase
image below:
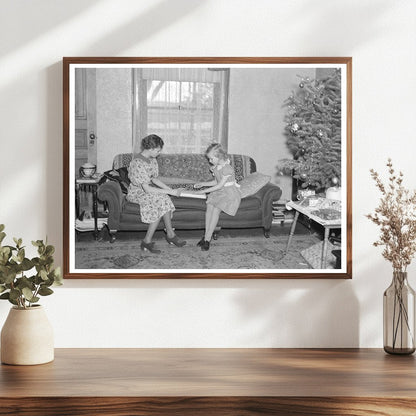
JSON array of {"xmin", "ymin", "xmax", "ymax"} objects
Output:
[{"xmin": 1, "ymin": 305, "xmax": 54, "ymax": 365}]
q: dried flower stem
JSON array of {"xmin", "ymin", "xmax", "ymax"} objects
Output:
[{"xmin": 366, "ymin": 159, "xmax": 416, "ymax": 271}]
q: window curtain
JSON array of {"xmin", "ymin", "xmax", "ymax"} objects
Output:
[{"xmin": 132, "ymin": 67, "xmax": 229, "ymax": 156}]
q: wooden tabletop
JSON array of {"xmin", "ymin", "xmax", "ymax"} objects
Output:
[{"xmin": 1, "ymin": 348, "xmax": 415, "ymax": 415}]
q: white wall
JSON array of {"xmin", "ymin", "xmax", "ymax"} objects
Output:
[
  {"xmin": 228, "ymin": 68, "xmax": 316, "ymax": 200},
  {"xmin": 1, "ymin": 0, "xmax": 415, "ymax": 348},
  {"xmin": 96, "ymin": 68, "xmax": 133, "ymax": 172}
]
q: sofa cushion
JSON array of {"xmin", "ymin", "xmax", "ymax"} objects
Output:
[
  {"xmin": 172, "ymin": 196, "xmax": 207, "ymax": 210},
  {"xmin": 230, "ymin": 154, "xmax": 256, "ymax": 183},
  {"xmin": 113, "ymin": 154, "xmax": 133, "ymax": 170},
  {"xmin": 157, "ymin": 154, "xmax": 213, "ymax": 182},
  {"xmin": 112, "ymin": 153, "xmax": 257, "ymax": 182},
  {"xmin": 239, "ymin": 172, "xmax": 271, "ymax": 198},
  {"xmin": 171, "ymin": 194, "xmax": 261, "ymax": 211}
]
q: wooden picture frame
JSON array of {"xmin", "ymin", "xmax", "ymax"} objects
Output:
[{"xmin": 63, "ymin": 57, "xmax": 352, "ymax": 279}]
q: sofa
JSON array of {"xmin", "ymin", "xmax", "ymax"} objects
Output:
[{"xmin": 97, "ymin": 153, "xmax": 282, "ymax": 242}]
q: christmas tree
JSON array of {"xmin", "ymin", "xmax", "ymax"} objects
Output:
[{"xmin": 279, "ymin": 69, "xmax": 342, "ymax": 191}]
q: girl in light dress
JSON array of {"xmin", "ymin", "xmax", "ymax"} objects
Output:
[
  {"xmin": 193, "ymin": 143, "xmax": 241, "ymax": 251},
  {"xmin": 126, "ymin": 134, "xmax": 186, "ymax": 254}
]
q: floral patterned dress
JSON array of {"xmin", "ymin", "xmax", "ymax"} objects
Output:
[
  {"xmin": 126, "ymin": 154, "xmax": 175, "ymax": 224},
  {"xmin": 207, "ymin": 162, "xmax": 241, "ymax": 216}
]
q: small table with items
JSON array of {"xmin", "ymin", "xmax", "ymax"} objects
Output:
[
  {"xmin": 285, "ymin": 197, "xmax": 342, "ymax": 269},
  {"xmin": 75, "ymin": 174, "xmax": 106, "ymax": 240}
]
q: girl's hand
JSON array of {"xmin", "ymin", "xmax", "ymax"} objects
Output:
[
  {"xmin": 193, "ymin": 183, "xmax": 204, "ymax": 189},
  {"xmin": 167, "ymin": 188, "xmax": 180, "ymax": 197},
  {"xmin": 171, "ymin": 188, "xmax": 184, "ymax": 197}
]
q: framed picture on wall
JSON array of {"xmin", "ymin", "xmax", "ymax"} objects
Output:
[{"xmin": 63, "ymin": 57, "xmax": 352, "ymax": 279}]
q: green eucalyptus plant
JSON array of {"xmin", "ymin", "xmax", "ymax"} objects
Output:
[{"xmin": 0, "ymin": 224, "xmax": 62, "ymax": 309}]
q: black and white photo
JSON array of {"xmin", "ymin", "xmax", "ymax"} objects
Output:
[{"xmin": 63, "ymin": 57, "xmax": 352, "ymax": 279}]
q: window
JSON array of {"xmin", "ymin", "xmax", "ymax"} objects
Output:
[{"xmin": 133, "ymin": 68, "xmax": 229, "ymax": 154}]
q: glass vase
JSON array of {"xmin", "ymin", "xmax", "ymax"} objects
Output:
[{"xmin": 383, "ymin": 271, "xmax": 415, "ymax": 355}]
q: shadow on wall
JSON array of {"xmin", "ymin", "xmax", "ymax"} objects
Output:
[
  {"xmin": 1, "ymin": 0, "xmax": 203, "ymax": 57},
  {"xmin": 80, "ymin": 0, "xmax": 204, "ymax": 55},
  {"xmin": 57, "ymin": 276, "xmax": 359, "ymax": 348},
  {"xmin": 45, "ymin": 0, "xmax": 204, "ymax": 264},
  {"xmin": 0, "ymin": 0, "xmax": 102, "ymax": 57},
  {"xmin": 296, "ymin": 0, "xmax": 394, "ymax": 51},
  {"xmin": 233, "ymin": 280, "xmax": 359, "ymax": 348}
]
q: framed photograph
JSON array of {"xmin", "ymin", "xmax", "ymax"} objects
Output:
[{"xmin": 63, "ymin": 57, "xmax": 352, "ymax": 279}]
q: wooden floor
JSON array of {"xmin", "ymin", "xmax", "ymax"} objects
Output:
[{"xmin": 1, "ymin": 348, "xmax": 416, "ymax": 415}]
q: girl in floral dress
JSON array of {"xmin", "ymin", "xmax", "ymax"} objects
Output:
[
  {"xmin": 193, "ymin": 143, "xmax": 241, "ymax": 251},
  {"xmin": 127, "ymin": 134, "xmax": 186, "ymax": 254}
]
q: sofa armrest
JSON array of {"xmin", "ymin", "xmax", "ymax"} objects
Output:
[
  {"xmin": 250, "ymin": 182, "xmax": 282, "ymax": 228},
  {"xmin": 97, "ymin": 181, "xmax": 124, "ymax": 229}
]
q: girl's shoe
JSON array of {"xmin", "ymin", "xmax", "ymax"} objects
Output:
[
  {"xmin": 140, "ymin": 241, "xmax": 161, "ymax": 254},
  {"xmin": 197, "ymin": 236, "xmax": 205, "ymax": 247},
  {"xmin": 201, "ymin": 240, "xmax": 210, "ymax": 251},
  {"xmin": 165, "ymin": 234, "xmax": 186, "ymax": 247}
]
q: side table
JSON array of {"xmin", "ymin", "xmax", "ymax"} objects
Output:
[
  {"xmin": 75, "ymin": 175, "xmax": 105, "ymax": 240},
  {"xmin": 286, "ymin": 198, "xmax": 341, "ymax": 269}
]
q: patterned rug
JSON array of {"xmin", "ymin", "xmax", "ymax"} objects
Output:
[{"xmin": 75, "ymin": 234, "xmax": 325, "ymax": 270}]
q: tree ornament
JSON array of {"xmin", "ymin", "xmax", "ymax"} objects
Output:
[
  {"xmin": 298, "ymin": 147, "xmax": 306, "ymax": 156},
  {"xmin": 316, "ymin": 129, "xmax": 324, "ymax": 138},
  {"xmin": 326, "ymin": 177, "xmax": 342, "ymax": 200},
  {"xmin": 332, "ymin": 108, "xmax": 339, "ymax": 114},
  {"xmin": 299, "ymin": 82, "xmax": 304, "ymax": 88},
  {"xmin": 290, "ymin": 123, "xmax": 300, "ymax": 133},
  {"xmin": 299, "ymin": 173, "xmax": 308, "ymax": 180}
]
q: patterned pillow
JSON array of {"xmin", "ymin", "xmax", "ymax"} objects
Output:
[
  {"xmin": 103, "ymin": 167, "xmax": 131, "ymax": 194},
  {"xmin": 239, "ymin": 172, "xmax": 271, "ymax": 198}
]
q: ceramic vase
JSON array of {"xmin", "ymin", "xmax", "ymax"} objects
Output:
[
  {"xmin": 1, "ymin": 305, "xmax": 54, "ymax": 365},
  {"xmin": 383, "ymin": 271, "xmax": 416, "ymax": 355}
]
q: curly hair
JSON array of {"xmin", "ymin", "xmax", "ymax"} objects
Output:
[
  {"xmin": 205, "ymin": 143, "xmax": 228, "ymax": 161},
  {"xmin": 141, "ymin": 134, "xmax": 164, "ymax": 150}
]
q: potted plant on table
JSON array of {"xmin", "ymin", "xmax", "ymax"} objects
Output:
[
  {"xmin": 0, "ymin": 224, "xmax": 62, "ymax": 365},
  {"xmin": 367, "ymin": 159, "xmax": 416, "ymax": 355}
]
